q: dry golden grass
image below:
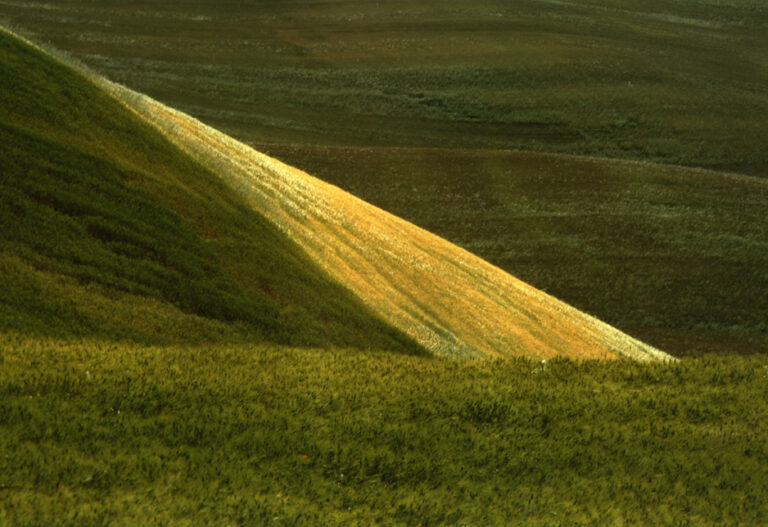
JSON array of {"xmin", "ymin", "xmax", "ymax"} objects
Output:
[
  {"xmin": 101, "ymin": 80, "xmax": 672, "ymax": 361},
  {"xmin": 89, "ymin": 76, "xmax": 670, "ymax": 361}
]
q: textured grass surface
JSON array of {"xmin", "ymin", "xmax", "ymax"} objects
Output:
[
  {"xmin": 259, "ymin": 145, "xmax": 768, "ymax": 357},
  {"xmin": 0, "ymin": 28, "xmax": 422, "ymax": 354},
  {"xmin": 104, "ymin": 77, "xmax": 670, "ymax": 361},
  {"xmin": 1, "ymin": 335, "xmax": 766, "ymax": 525}
]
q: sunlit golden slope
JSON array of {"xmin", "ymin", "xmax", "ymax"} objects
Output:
[{"xmin": 94, "ymin": 80, "xmax": 671, "ymax": 361}]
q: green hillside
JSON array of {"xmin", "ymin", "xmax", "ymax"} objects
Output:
[
  {"xmin": 100, "ymin": 70, "xmax": 669, "ymax": 361},
  {"xmin": 0, "ymin": 29, "xmax": 422, "ymax": 353}
]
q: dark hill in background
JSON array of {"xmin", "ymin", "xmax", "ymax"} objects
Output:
[
  {"xmin": 0, "ymin": 29, "xmax": 423, "ymax": 354},
  {"xmin": 2, "ymin": 0, "xmax": 766, "ymax": 176}
]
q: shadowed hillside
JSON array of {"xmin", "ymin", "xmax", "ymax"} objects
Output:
[{"xmin": 0, "ymin": 28, "xmax": 423, "ymax": 353}]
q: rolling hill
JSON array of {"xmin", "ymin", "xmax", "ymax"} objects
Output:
[
  {"xmin": 3, "ymin": 0, "xmax": 766, "ymax": 357},
  {"xmin": 100, "ymin": 64, "xmax": 670, "ymax": 361},
  {"xmin": 1, "ymin": 27, "xmax": 669, "ymax": 360}
]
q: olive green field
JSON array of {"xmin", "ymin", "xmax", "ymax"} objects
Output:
[{"xmin": 2, "ymin": 335, "xmax": 767, "ymax": 526}]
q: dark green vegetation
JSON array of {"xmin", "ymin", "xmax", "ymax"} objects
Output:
[
  {"xmin": 2, "ymin": 335, "xmax": 768, "ymax": 525},
  {"xmin": 2, "ymin": 0, "xmax": 767, "ymax": 175},
  {"xmin": 260, "ymin": 145, "xmax": 768, "ymax": 358},
  {"xmin": 0, "ymin": 30, "xmax": 422, "ymax": 353},
  {"xmin": 2, "ymin": 0, "xmax": 767, "ymax": 357}
]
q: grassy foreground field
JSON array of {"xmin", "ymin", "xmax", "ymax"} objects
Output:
[{"xmin": 1, "ymin": 335, "xmax": 767, "ymax": 526}]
